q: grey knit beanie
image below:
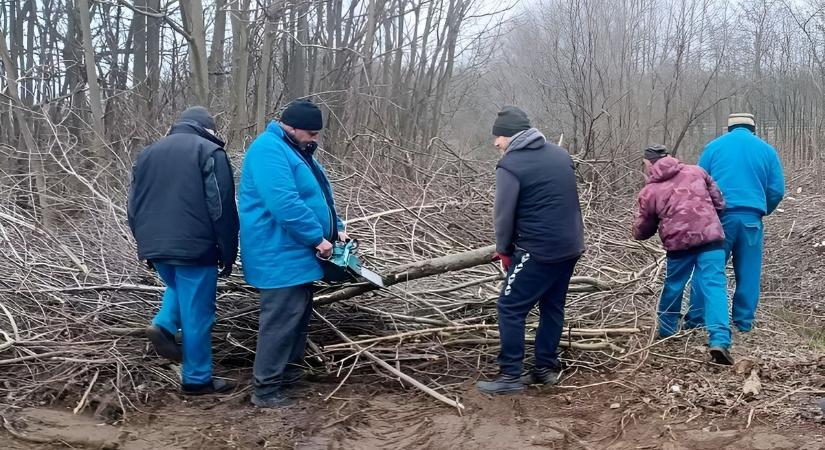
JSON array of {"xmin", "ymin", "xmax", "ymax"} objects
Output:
[{"xmin": 178, "ymin": 106, "xmax": 216, "ymax": 130}]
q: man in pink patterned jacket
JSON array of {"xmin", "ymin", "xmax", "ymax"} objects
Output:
[{"xmin": 633, "ymin": 144, "xmax": 734, "ymax": 365}]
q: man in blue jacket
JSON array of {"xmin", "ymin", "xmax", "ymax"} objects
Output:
[
  {"xmin": 688, "ymin": 113, "xmax": 785, "ymax": 333},
  {"xmin": 477, "ymin": 106, "xmax": 585, "ymax": 395},
  {"xmin": 238, "ymin": 100, "xmax": 347, "ymax": 408},
  {"xmin": 128, "ymin": 106, "xmax": 239, "ymax": 395}
]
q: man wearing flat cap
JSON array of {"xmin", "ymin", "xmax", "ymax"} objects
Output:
[
  {"xmin": 238, "ymin": 100, "xmax": 347, "ymax": 407},
  {"xmin": 477, "ymin": 106, "xmax": 585, "ymax": 394},
  {"xmin": 688, "ymin": 113, "xmax": 785, "ymax": 335},
  {"xmin": 128, "ymin": 106, "xmax": 239, "ymax": 395}
]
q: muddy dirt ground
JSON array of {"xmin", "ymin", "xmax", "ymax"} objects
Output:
[{"xmin": 3, "ymin": 332, "xmax": 823, "ymax": 450}]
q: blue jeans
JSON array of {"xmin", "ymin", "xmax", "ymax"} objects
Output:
[
  {"xmin": 660, "ymin": 249, "xmax": 731, "ymax": 348},
  {"xmin": 497, "ymin": 251, "xmax": 579, "ymax": 376},
  {"xmin": 152, "ymin": 263, "xmax": 217, "ymax": 385},
  {"xmin": 688, "ymin": 211, "xmax": 764, "ymax": 332}
]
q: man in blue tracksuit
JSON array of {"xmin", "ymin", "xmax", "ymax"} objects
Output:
[
  {"xmin": 476, "ymin": 106, "xmax": 585, "ymax": 395},
  {"xmin": 238, "ymin": 100, "xmax": 347, "ymax": 408},
  {"xmin": 128, "ymin": 106, "xmax": 239, "ymax": 395},
  {"xmin": 687, "ymin": 113, "xmax": 785, "ymax": 333}
]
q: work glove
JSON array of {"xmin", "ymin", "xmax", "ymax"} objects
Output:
[
  {"xmin": 492, "ymin": 252, "xmax": 513, "ymax": 273},
  {"xmin": 218, "ymin": 263, "xmax": 233, "ymax": 278}
]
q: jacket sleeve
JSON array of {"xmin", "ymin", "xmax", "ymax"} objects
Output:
[
  {"xmin": 494, "ymin": 167, "xmax": 520, "ymax": 255},
  {"xmin": 632, "ymin": 189, "xmax": 658, "ymax": 241},
  {"xmin": 765, "ymin": 150, "xmax": 785, "ymax": 215},
  {"xmin": 703, "ymin": 170, "xmax": 726, "ymax": 211},
  {"xmin": 205, "ymin": 149, "xmax": 240, "ymax": 266},
  {"xmin": 249, "ymin": 146, "xmax": 325, "ymax": 247}
]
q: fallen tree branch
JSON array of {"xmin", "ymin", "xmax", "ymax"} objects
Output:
[
  {"xmin": 322, "ymin": 326, "xmax": 640, "ymax": 350},
  {"xmin": 0, "ymin": 211, "xmax": 89, "ymax": 274},
  {"xmin": 316, "ymin": 245, "xmax": 611, "ymax": 305},
  {"xmin": 314, "ymin": 309, "xmax": 465, "ymax": 411},
  {"xmin": 443, "ymin": 338, "xmax": 625, "ymax": 352}
]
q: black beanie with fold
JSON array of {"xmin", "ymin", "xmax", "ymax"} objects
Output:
[
  {"xmin": 281, "ymin": 100, "xmax": 324, "ymax": 131},
  {"xmin": 492, "ymin": 106, "xmax": 532, "ymax": 137}
]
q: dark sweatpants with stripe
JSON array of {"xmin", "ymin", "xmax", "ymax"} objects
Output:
[{"xmin": 497, "ymin": 250, "xmax": 579, "ymax": 376}]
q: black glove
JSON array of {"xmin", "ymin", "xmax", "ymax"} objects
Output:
[{"xmin": 218, "ymin": 263, "xmax": 233, "ymax": 278}]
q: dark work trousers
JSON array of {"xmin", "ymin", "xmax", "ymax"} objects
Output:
[
  {"xmin": 253, "ymin": 284, "xmax": 313, "ymax": 399},
  {"xmin": 497, "ymin": 251, "xmax": 579, "ymax": 376}
]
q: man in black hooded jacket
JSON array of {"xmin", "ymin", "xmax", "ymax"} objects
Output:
[
  {"xmin": 127, "ymin": 106, "xmax": 239, "ymax": 395},
  {"xmin": 477, "ymin": 106, "xmax": 585, "ymax": 395}
]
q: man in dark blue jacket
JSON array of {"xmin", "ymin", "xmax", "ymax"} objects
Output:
[
  {"xmin": 127, "ymin": 106, "xmax": 239, "ymax": 395},
  {"xmin": 477, "ymin": 106, "xmax": 586, "ymax": 395}
]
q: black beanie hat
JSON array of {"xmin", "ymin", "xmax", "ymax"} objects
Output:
[
  {"xmin": 178, "ymin": 106, "xmax": 216, "ymax": 130},
  {"xmin": 492, "ymin": 106, "xmax": 531, "ymax": 137},
  {"xmin": 644, "ymin": 144, "xmax": 670, "ymax": 163},
  {"xmin": 282, "ymin": 100, "xmax": 323, "ymax": 131}
]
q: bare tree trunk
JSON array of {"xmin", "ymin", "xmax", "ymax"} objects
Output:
[
  {"xmin": 76, "ymin": 0, "xmax": 107, "ymax": 157},
  {"xmin": 208, "ymin": 0, "xmax": 227, "ymax": 97},
  {"xmin": 60, "ymin": 0, "xmax": 84, "ymax": 139},
  {"xmin": 228, "ymin": 0, "xmax": 251, "ymax": 148},
  {"xmin": 133, "ymin": 0, "xmax": 147, "ymax": 120},
  {"xmin": 256, "ymin": 3, "xmax": 281, "ymax": 134},
  {"xmin": 179, "ymin": 0, "xmax": 210, "ymax": 106},
  {"xmin": 146, "ymin": 0, "xmax": 160, "ymax": 117},
  {"xmin": 0, "ymin": 29, "xmax": 51, "ymax": 226},
  {"xmin": 285, "ymin": 3, "xmax": 308, "ymax": 100}
]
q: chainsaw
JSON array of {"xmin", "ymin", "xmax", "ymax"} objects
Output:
[{"xmin": 318, "ymin": 239, "xmax": 385, "ymax": 288}]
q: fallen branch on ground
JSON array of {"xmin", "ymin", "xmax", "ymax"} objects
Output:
[{"xmin": 314, "ymin": 309, "xmax": 466, "ymax": 411}]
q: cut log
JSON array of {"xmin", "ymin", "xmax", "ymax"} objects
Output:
[
  {"xmin": 316, "ymin": 245, "xmax": 500, "ymax": 304},
  {"xmin": 316, "ymin": 245, "xmax": 610, "ymax": 305}
]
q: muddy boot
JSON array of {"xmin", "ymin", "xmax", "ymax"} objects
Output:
[
  {"xmin": 251, "ymin": 392, "xmax": 295, "ymax": 408},
  {"xmin": 476, "ymin": 374, "xmax": 524, "ymax": 395},
  {"xmin": 709, "ymin": 347, "xmax": 734, "ymax": 365},
  {"xmin": 182, "ymin": 379, "xmax": 235, "ymax": 396},
  {"xmin": 521, "ymin": 367, "xmax": 561, "ymax": 386},
  {"xmin": 146, "ymin": 324, "xmax": 182, "ymax": 363}
]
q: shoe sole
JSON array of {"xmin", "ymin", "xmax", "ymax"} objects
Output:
[
  {"xmin": 477, "ymin": 386, "xmax": 525, "ymax": 395},
  {"xmin": 183, "ymin": 383, "xmax": 235, "ymax": 396},
  {"xmin": 709, "ymin": 349, "xmax": 734, "ymax": 365},
  {"xmin": 146, "ymin": 327, "xmax": 183, "ymax": 363}
]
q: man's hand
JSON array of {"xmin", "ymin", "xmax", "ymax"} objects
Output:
[
  {"xmin": 218, "ymin": 263, "xmax": 233, "ymax": 278},
  {"xmin": 316, "ymin": 239, "xmax": 333, "ymax": 258},
  {"xmin": 338, "ymin": 231, "xmax": 350, "ymax": 242},
  {"xmin": 492, "ymin": 252, "xmax": 513, "ymax": 272}
]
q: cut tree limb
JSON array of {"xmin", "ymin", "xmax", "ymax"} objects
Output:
[{"xmin": 316, "ymin": 245, "xmax": 610, "ymax": 305}]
